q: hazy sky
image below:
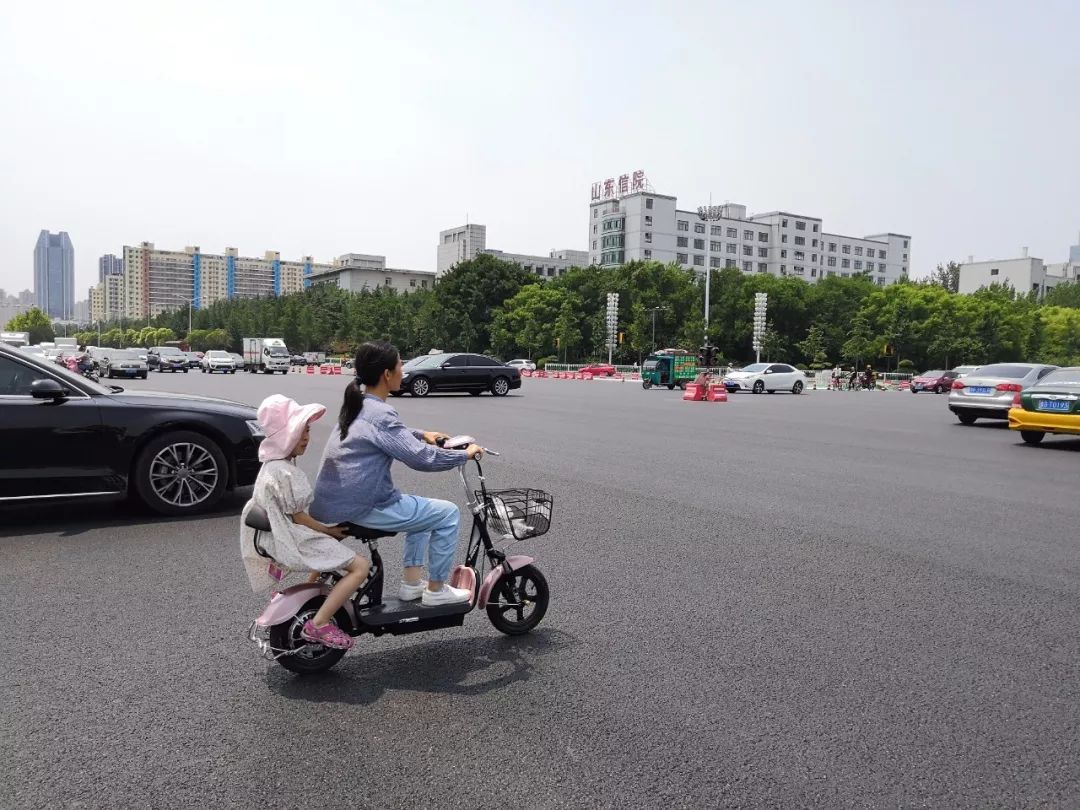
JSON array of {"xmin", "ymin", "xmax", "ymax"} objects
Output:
[{"xmin": 1, "ymin": 0, "xmax": 1078, "ymax": 298}]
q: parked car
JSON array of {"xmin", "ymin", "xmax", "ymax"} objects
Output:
[
  {"xmin": 229, "ymin": 352, "xmax": 245, "ymax": 370},
  {"xmin": 0, "ymin": 344, "xmax": 261, "ymax": 514},
  {"xmin": 948, "ymin": 363, "xmax": 1058, "ymax": 424},
  {"xmin": 507, "ymin": 359, "xmax": 537, "ymax": 372},
  {"xmin": 910, "ymin": 369, "xmax": 958, "ymax": 394},
  {"xmin": 1007, "ymin": 367, "xmax": 1080, "ymax": 445},
  {"xmin": 201, "ymin": 350, "xmax": 237, "ymax": 374},
  {"xmin": 291, "ymin": 354, "xmax": 307, "ymax": 366},
  {"xmin": 952, "ymin": 365, "xmax": 980, "ymax": 378},
  {"xmin": 723, "ymin": 363, "xmax": 806, "ymax": 394},
  {"xmin": 396, "ymin": 353, "xmax": 521, "ymax": 397},
  {"xmin": 579, "ymin": 363, "xmax": 616, "ymax": 377},
  {"xmin": 147, "ymin": 346, "xmax": 188, "ymax": 373},
  {"xmin": 100, "ymin": 349, "xmax": 149, "ymax": 379},
  {"xmin": 183, "ymin": 351, "xmax": 203, "ymax": 369}
]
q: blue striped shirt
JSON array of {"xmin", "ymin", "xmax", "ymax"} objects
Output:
[{"xmin": 310, "ymin": 394, "xmax": 468, "ymax": 523}]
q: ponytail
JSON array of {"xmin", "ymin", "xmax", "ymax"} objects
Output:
[{"xmin": 338, "ymin": 340, "xmax": 400, "ymax": 439}]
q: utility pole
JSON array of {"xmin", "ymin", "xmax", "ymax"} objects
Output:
[{"xmin": 646, "ymin": 306, "xmax": 666, "ymax": 352}]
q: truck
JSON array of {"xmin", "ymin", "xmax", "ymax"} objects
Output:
[
  {"xmin": 0, "ymin": 331, "xmax": 30, "ymax": 348},
  {"xmin": 55, "ymin": 337, "xmax": 77, "ymax": 349},
  {"xmin": 641, "ymin": 350, "xmax": 698, "ymax": 390},
  {"xmin": 244, "ymin": 337, "xmax": 291, "ymax": 375},
  {"xmin": 303, "ymin": 351, "xmax": 326, "ymax": 366}
]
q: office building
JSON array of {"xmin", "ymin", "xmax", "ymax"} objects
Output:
[
  {"xmin": 308, "ymin": 254, "xmax": 435, "ymax": 294},
  {"xmin": 99, "ymin": 254, "xmax": 123, "ymax": 283},
  {"xmin": 120, "ymin": 243, "xmax": 332, "ymax": 319},
  {"xmin": 34, "ymin": 230, "xmax": 75, "ymax": 319},
  {"xmin": 587, "ymin": 189, "xmax": 911, "ymax": 285},
  {"xmin": 958, "ymin": 244, "xmax": 1080, "ymax": 298},
  {"xmin": 438, "ymin": 223, "xmax": 588, "ymax": 279}
]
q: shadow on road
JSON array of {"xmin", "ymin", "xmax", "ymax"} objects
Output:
[
  {"xmin": 0, "ymin": 489, "xmax": 251, "ymax": 538},
  {"xmin": 266, "ymin": 628, "xmax": 573, "ymax": 705}
]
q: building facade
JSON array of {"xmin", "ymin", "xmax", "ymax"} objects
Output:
[
  {"xmin": 34, "ymin": 230, "xmax": 75, "ymax": 319},
  {"xmin": 89, "ymin": 273, "xmax": 125, "ymax": 323},
  {"xmin": 588, "ymin": 192, "xmax": 910, "ymax": 286},
  {"xmin": 437, "ymin": 224, "xmax": 487, "ymax": 277},
  {"xmin": 120, "ymin": 243, "xmax": 332, "ymax": 319},
  {"xmin": 958, "ymin": 248, "xmax": 1080, "ymax": 298},
  {"xmin": 478, "ymin": 249, "xmax": 580, "ymax": 278},
  {"xmin": 309, "ymin": 254, "xmax": 435, "ymax": 294},
  {"xmin": 98, "ymin": 253, "xmax": 123, "ymax": 283}
]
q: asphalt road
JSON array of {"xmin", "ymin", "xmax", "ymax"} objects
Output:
[{"xmin": 4, "ymin": 370, "xmax": 1080, "ymax": 808}]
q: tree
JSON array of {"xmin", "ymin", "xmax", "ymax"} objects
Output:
[
  {"xmin": 796, "ymin": 324, "xmax": 829, "ymax": 369},
  {"xmin": 841, "ymin": 311, "xmax": 874, "ymax": 367},
  {"xmin": 1044, "ymin": 282, "xmax": 1080, "ymax": 309},
  {"xmin": 759, "ymin": 324, "xmax": 787, "ymax": 362},
  {"xmin": 930, "ymin": 261, "xmax": 961, "ymax": 293},
  {"xmin": 489, "ymin": 285, "xmax": 567, "ymax": 359},
  {"xmin": 5, "ymin": 307, "xmax": 55, "ymax": 344}
]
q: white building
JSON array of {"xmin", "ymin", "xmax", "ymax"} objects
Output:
[
  {"xmin": 438, "ymin": 223, "xmax": 588, "ymax": 279},
  {"xmin": 308, "ymin": 254, "xmax": 435, "ymax": 294},
  {"xmin": 89, "ymin": 272, "xmax": 124, "ymax": 323},
  {"xmin": 958, "ymin": 246, "xmax": 1080, "ymax": 298},
  {"xmin": 588, "ymin": 190, "xmax": 910, "ymax": 286}
]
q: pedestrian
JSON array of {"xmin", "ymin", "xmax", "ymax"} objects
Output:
[
  {"xmin": 832, "ymin": 364, "xmax": 842, "ymax": 390},
  {"xmin": 848, "ymin": 368, "xmax": 858, "ymax": 391},
  {"xmin": 240, "ymin": 394, "xmax": 369, "ymax": 651}
]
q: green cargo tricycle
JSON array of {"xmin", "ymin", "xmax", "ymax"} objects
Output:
[{"xmin": 641, "ymin": 353, "xmax": 697, "ymax": 390}]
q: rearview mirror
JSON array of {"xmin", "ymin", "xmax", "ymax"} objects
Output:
[{"xmin": 31, "ymin": 378, "xmax": 68, "ymax": 400}]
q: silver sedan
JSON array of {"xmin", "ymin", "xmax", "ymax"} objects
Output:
[{"xmin": 948, "ymin": 363, "xmax": 1058, "ymax": 424}]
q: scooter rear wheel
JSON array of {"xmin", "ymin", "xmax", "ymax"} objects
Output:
[
  {"xmin": 269, "ymin": 597, "xmax": 352, "ymax": 674},
  {"xmin": 486, "ymin": 565, "xmax": 549, "ymax": 636}
]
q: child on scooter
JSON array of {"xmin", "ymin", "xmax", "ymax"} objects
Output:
[{"xmin": 240, "ymin": 394, "xmax": 370, "ymax": 651}]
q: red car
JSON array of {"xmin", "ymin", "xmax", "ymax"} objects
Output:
[
  {"xmin": 579, "ymin": 363, "xmax": 617, "ymax": 377},
  {"xmin": 910, "ymin": 369, "xmax": 958, "ymax": 394}
]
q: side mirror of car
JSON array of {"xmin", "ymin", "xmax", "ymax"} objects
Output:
[{"xmin": 31, "ymin": 378, "xmax": 68, "ymax": 400}]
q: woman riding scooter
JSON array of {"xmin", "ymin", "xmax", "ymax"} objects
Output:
[{"xmin": 310, "ymin": 341, "xmax": 483, "ymax": 607}]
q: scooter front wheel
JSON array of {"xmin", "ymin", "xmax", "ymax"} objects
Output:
[
  {"xmin": 269, "ymin": 597, "xmax": 351, "ymax": 674},
  {"xmin": 486, "ymin": 565, "xmax": 549, "ymax": 636}
]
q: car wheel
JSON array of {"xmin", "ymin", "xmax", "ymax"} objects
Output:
[
  {"xmin": 642, "ymin": 380, "xmax": 652, "ymax": 389},
  {"xmin": 667, "ymin": 384, "xmax": 675, "ymax": 390},
  {"xmin": 133, "ymin": 430, "xmax": 228, "ymax": 516},
  {"xmin": 390, "ymin": 390, "xmax": 404, "ymax": 397},
  {"xmin": 766, "ymin": 389, "xmax": 775, "ymax": 394},
  {"xmin": 1020, "ymin": 431, "xmax": 1045, "ymax": 445},
  {"xmin": 957, "ymin": 413, "xmax": 977, "ymax": 425},
  {"xmin": 410, "ymin": 377, "xmax": 430, "ymax": 397},
  {"xmin": 677, "ymin": 380, "xmax": 687, "ymax": 391},
  {"xmin": 139, "ymin": 373, "xmax": 147, "ymax": 379},
  {"xmin": 910, "ymin": 387, "xmax": 918, "ymax": 394},
  {"xmin": 935, "ymin": 385, "xmax": 944, "ymax": 394},
  {"xmin": 491, "ymin": 376, "xmax": 510, "ymax": 396},
  {"xmin": 752, "ymin": 380, "xmax": 764, "ymax": 394},
  {"xmin": 183, "ymin": 368, "xmax": 188, "ymax": 373},
  {"xmin": 792, "ymin": 380, "xmax": 804, "ymax": 394}
]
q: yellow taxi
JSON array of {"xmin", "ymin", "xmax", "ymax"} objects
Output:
[{"xmin": 1008, "ymin": 367, "xmax": 1080, "ymax": 445}]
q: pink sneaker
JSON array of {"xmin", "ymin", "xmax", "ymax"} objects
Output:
[{"xmin": 300, "ymin": 620, "xmax": 354, "ymax": 650}]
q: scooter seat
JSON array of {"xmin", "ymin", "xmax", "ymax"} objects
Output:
[
  {"xmin": 341, "ymin": 523, "xmax": 397, "ymax": 541},
  {"xmin": 245, "ymin": 503, "xmax": 272, "ymax": 532}
]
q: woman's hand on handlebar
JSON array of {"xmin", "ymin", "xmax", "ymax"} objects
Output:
[
  {"xmin": 465, "ymin": 443, "xmax": 483, "ymax": 460},
  {"xmin": 422, "ymin": 431, "xmax": 450, "ymax": 446}
]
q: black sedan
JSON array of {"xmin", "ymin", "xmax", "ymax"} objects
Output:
[
  {"xmin": 0, "ymin": 344, "xmax": 262, "ymax": 515},
  {"xmin": 100, "ymin": 349, "xmax": 149, "ymax": 379},
  {"xmin": 396, "ymin": 353, "xmax": 521, "ymax": 397}
]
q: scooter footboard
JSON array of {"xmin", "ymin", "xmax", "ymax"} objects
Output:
[
  {"xmin": 477, "ymin": 555, "xmax": 534, "ymax": 609},
  {"xmin": 256, "ymin": 583, "xmax": 329, "ymax": 627}
]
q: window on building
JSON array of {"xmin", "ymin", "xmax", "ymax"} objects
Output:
[
  {"xmin": 409, "ymin": 279, "xmax": 416, "ymax": 287},
  {"xmin": 726, "ymin": 227, "xmax": 737, "ymax": 238},
  {"xmin": 854, "ymin": 246, "xmax": 863, "ymax": 256},
  {"xmin": 903, "ymin": 240, "xmax": 909, "ymax": 248},
  {"xmin": 903, "ymin": 253, "xmax": 908, "ymax": 261},
  {"xmin": 726, "ymin": 243, "xmax": 737, "ymax": 254},
  {"xmin": 842, "ymin": 258, "xmax": 850, "ymax": 268},
  {"xmin": 646, "ymin": 198, "xmax": 654, "ymax": 209},
  {"xmin": 678, "ymin": 220, "xmax": 689, "ymax": 231},
  {"xmin": 592, "ymin": 241, "xmax": 596, "ymax": 250},
  {"xmin": 811, "ymin": 253, "xmax": 817, "ymax": 263},
  {"xmin": 780, "ymin": 249, "xmax": 787, "ymax": 258},
  {"xmin": 693, "ymin": 254, "xmax": 705, "ymax": 266},
  {"xmin": 593, "ymin": 209, "xmax": 598, "ymax": 218},
  {"xmin": 827, "ymin": 257, "xmax": 836, "ymax": 267},
  {"xmin": 794, "ymin": 251, "xmax": 804, "ymax": 260},
  {"xmin": 743, "ymin": 261, "xmax": 753, "ymax": 272},
  {"xmin": 758, "ymin": 247, "xmax": 768, "ymax": 258},
  {"xmin": 693, "ymin": 238, "xmax": 704, "ymax": 250},
  {"xmin": 811, "ymin": 239, "xmax": 818, "ymax": 248},
  {"xmin": 810, "ymin": 268, "xmax": 817, "ymax": 277},
  {"xmin": 842, "ymin": 244, "xmax": 851, "ymax": 254},
  {"xmin": 758, "ymin": 263, "xmax": 768, "ymax": 272},
  {"xmin": 725, "ymin": 259, "xmax": 737, "ymax": 269},
  {"xmin": 548, "ymin": 268, "xmax": 555, "ymax": 277},
  {"xmin": 782, "ymin": 235, "xmax": 788, "ymax": 243},
  {"xmin": 828, "ymin": 242, "xmax": 837, "ymax": 252},
  {"xmin": 710, "ymin": 256, "xmax": 722, "ymax": 268},
  {"xmin": 694, "ymin": 223, "xmax": 706, "ymax": 234},
  {"xmin": 780, "ymin": 265, "xmax": 787, "ymax": 274},
  {"xmin": 854, "ymin": 260, "xmax": 862, "ymax": 270},
  {"xmin": 878, "ymin": 250, "xmax": 886, "ymax": 259},
  {"xmin": 645, "ymin": 232, "xmax": 652, "ymax": 243},
  {"xmin": 794, "ymin": 236, "xmax": 805, "ymax": 246},
  {"xmin": 758, "ymin": 232, "xmax": 768, "ymax": 242},
  {"xmin": 643, "ymin": 249, "xmax": 652, "ymax": 258},
  {"xmin": 710, "ymin": 241, "xmax": 722, "ymax": 251},
  {"xmin": 782, "ymin": 219, "xmax": 788, "ymax": 227},
  {"xmin": 990, "ymin": 268, "xmax": 999, "ymax": 276},
  {"xmin": 795, "ymin": 221, "xmax": 806, "ymax": 231},
  {"xmin": 710, "ymin": 225, "xmax": 721, "ymax": 236},
  {"xmin": 677, "ymin": 252, "xmax": 688, "ymax": 264},
  {"xmin": 677, "ymin": 236, "xmax": 688, "ymax": 247},
  {"xmin": 743, "ymin": 230, "xmax": 753, "ymax": 240},
  {"xmin": 743, "ymin": 245, "xmax": 753, "ymax": 256},
  {"xmin": 794, "ymin": 266, "xmax": 805, "ymax": 274},
  {"xmin": 878, "ymin": 264, "xmax": 885, "ymax": 273},
  {"xmin": 384, "ymin": 278, "xmax": 392, "ymax": 286},
  {"xmin": 813, "ymin": 224, "xmax": 819, "ymax": 232},
  {"xmin": 644, "ymin": 216, "xmax": 652, "ymax": 227}
]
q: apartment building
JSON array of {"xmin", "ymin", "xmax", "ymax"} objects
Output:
[
  {"xmin": 308, "ymin": 253, "xmax": 435, "ymax": 294},
  {"xmin": 588, "ymin": 190, "xmax": 911, "ymax": 286},
  {"xmin": 89, "ymin": 272, "xmax": 124, "ymax": 322},
  {"xmin": 438, "ymin": 223, "xmax": 588, "ymax": 279}
]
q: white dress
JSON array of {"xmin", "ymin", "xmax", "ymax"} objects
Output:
[{"xmin": 240, "ymin": 459, "xmax": 357, "ymax": 592}]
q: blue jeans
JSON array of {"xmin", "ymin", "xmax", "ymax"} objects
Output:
[{"xmin": 361, "ymin": 495, "xmax": 461, "ymax": 583}]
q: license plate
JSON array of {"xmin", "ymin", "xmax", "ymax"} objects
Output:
[
  {"xmin": 968, "ymin": 386, "xmax": 993, "ymax": 395},
  {"xmin": 1036, "ymin": 400, "xmax": 1071, "ymax": 412}
]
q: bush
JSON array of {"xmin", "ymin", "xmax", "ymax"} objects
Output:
[
  {"xmin": 536, "ymin": 355, "xmax": 557, "ymax": 369},
  {"xmin": 897, "ymin": 359, "xmax": 915, "ymax": 371},
  {"xmin": 796, "ymin": 363, "xmax": 809, "ymax": 371}
]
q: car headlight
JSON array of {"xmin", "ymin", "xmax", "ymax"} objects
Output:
[{"xmin": 246, "ymin": 420, "xmax": 265, "ymax": 438}]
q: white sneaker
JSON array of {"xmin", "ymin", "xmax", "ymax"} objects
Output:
[
  {"xmin": 421, "ymin": 584, "xmax": 472, "ymax": 606},
  {"xmin": 398, "ymin": 579, "xmax": 428, "ymax": 601}
]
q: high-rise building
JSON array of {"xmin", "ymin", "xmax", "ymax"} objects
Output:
[
  {"xmin": 437, "ymin": 224, "xmax": 487, "ymax": 277},
  {"xmin": 90, "ymin": 273, "xmax": 125, "ymax": 323},
  {"xmin": 34, "ymin": 230, "xmax": 75, "ymax": 319},
  {"xmin": 99, "ymin": 253, "xmax": 123, "ymax": 283},
  {"xmin": 1069, "ymin": 232, "xmax": 1080, "ymax": 264},
  {"xmin": 588, "ymin": 186, "xmax": 911, "ymax": 286}
]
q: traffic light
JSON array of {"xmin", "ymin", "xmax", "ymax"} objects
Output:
[
  {"xmin": 699, "ymin": 345, "xmax": 716, "ymax": 368},
  {"xmin": 618, "ymin": 332, "xmax": 624, "ymax": 344},
  {"xmin": 555, "ymin": 337, "xmax": 560, "ymax": 348}
]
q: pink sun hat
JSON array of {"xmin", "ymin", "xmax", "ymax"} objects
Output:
[{"xmin": 256, "ymin": 394, "xmax": 326, "ymax": 462}]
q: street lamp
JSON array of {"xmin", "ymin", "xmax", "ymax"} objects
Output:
[{"xmin": 646, "ymin": 306, "xmax": 668, "ymax": 351}]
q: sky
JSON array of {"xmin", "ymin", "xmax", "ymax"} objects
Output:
[{"xmin": 1, "ymin": 0, "xmax": 1078, "ymax": 299}]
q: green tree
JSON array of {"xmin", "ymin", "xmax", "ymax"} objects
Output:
[
  {"xmin": 796, "ymin": 324, "xmax": 829, "ymax": 368},
  {"xmin": 1044, "ymin": 282, "xmax": 1080, "ymax": 309},
  {"xmin": 930, "ymin": 261, "xmax": 961, "ymax": 293},
  {"xmin": 759, "ymin": 324, "xmax": 787, "ymax": 362},
  {"xmin": 490, "ymin": 285, "xmax": 567, "ymax": 359},
  {"xmin": 842, "ymin": 311, "xmax": 874, "ymax": 367},
  {"xmin": 5, "ymin": 307, "xmax": 55, "ymax": 344}
]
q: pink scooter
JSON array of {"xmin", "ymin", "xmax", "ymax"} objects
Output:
[{"xmin": 246, "ymin": 436, "xmax": 553, "ymax": 674}]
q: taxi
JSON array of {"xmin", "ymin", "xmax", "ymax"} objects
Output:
[{"xmin": 1008, "ymin": 367, "xmax": 1080, "ymax": 445}]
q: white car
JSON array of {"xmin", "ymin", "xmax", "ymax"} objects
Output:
[
  {"xmin": 723, "ymin": 362, "xmax": 806, "ymax": 394},
  {"xmin": 952, "ymin": 365, "xmax": 980, "ymax": 378},
  {"xmin": 506, "ymin": 359, "xmax": 537, "ymax": 372},
  {"xmin": 201, "ymin": 350, "xmax": 237, "ymax": 374}
]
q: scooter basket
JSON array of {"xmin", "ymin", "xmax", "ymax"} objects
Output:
[{"xmin": 476, "ymin": 488, "xmax": 553, "ymax": 540}]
